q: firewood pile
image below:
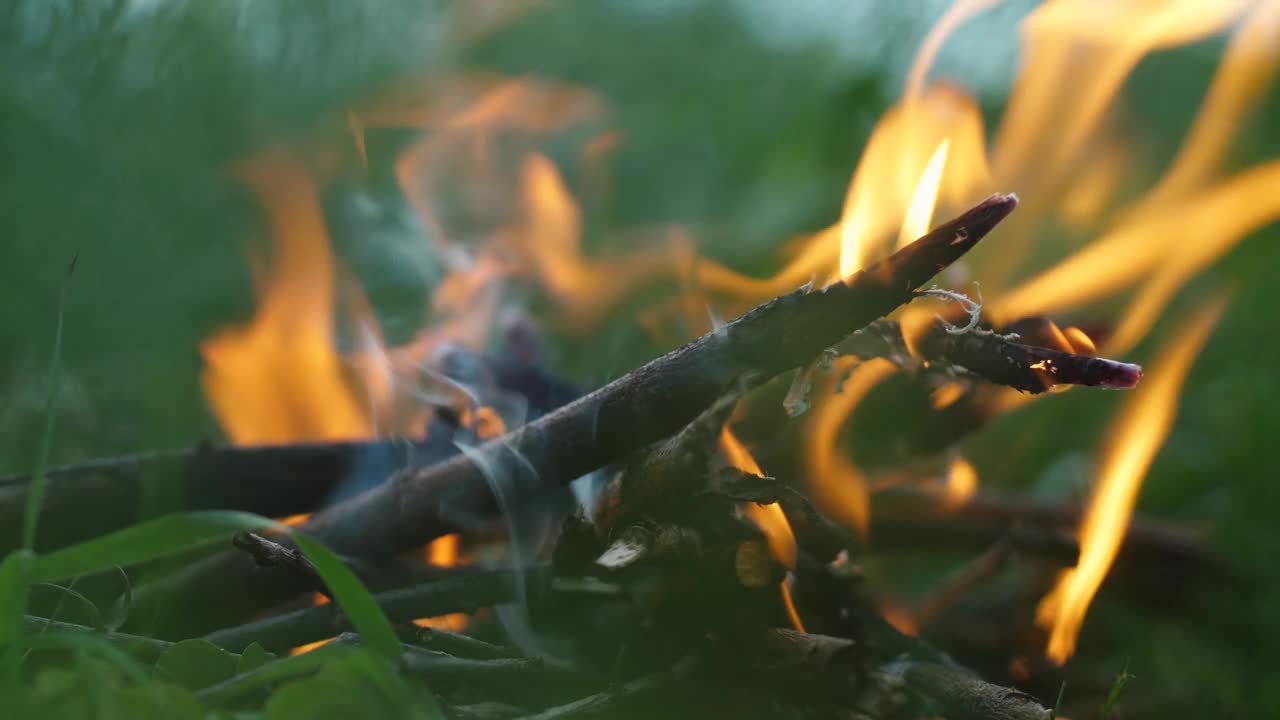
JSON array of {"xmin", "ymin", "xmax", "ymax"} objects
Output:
[{"xmin": 3, "ymin": 194, "xmax": 1231, "ymax": 719}]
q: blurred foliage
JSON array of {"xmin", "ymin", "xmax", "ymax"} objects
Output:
[{"xmin": 1, "ymin": 0, "xmax": 1278, "ymax": 717}]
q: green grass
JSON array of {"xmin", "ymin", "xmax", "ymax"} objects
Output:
[{"xmin": 22, "ymin": 254, "xmax": 77, "ymax": 551}]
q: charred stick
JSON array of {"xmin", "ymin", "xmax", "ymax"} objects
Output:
[
  {"xmin": 203, "ymin": 567, "xmax": 540, "ymax": 654},
  {"xmin": 0, "ymin": 438, "xmax": 453, "ymax": 553},
  {"xmin": 232, "ymin": 531, "xmax": 332, "ymax": 600},
  {"xmin": 302, "ymin": 194, "xmax": 1019, "ymax": 557},
  {"xmin": 842, "ymin": 318, "xmax": 1141, "ymax": 393}
]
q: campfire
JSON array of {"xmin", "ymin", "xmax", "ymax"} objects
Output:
[{"xmin": 5, "ymin": 1, "xmax": 1276, "ymax": 718}]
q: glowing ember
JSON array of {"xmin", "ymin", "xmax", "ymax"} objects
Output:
[{"xmin": 1036, "ymin": 297, "xmax": 1227, "ymax": 664}]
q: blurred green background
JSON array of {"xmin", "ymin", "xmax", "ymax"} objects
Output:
[{"xmin": 3, "ymin": 0, "xmax": 1278, "ymax": 716}]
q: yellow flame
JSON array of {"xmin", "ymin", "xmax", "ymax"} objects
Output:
[
  {"xmin": 720, "ymin": 427, "xmax": 765, "ymax": 477},
  {"xmin": 1036, "ymin": 296, "xmax": 1227, "ymax": 664},
  {"xmin": 836, "ymin": 87, "xmax": 991, "ymax": 280},
  {"xmin": 992, "ymin": 160, "xmax": 1280, "ymax": 346},
  {"xmin": 896, "ymin": 139, "xmax": 951, "ymax": 250},
  {"xmin": 993, "ymin": 0, "xmax": 1251, "ymax": 191},
  {"xmin": 805, "ymin": 359, "xmax": 898, "ymax": 538}
]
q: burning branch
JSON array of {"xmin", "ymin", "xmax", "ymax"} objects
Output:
[
  {"xmin": 842, "ymin": 317, "xmax": 1142, "ymax": 393},
  {"xmin": 299, "ymin": 193, "xmax": 1019, "ymax": 557}
]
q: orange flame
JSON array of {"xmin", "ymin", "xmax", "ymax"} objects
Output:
[
  {"xmin": 289, "ymin": 638, "xmax": 333, "ymax": 656},
  {"xmin": 414, "ymin": 533, "xmax": 469, "ymax": 631},
  {"xmin": 200, "ymin": 152, "xmax": 377, "ymax": 444},
  {"xmin": 720, "ymin": 428, "xmax": 804, "ymax": 631},
  {"xmin": 720, "ymin": 428, "xmax": 798, "ymax": 571},
  {"xmin": 1036, "ymin": 297, "xmax": 1227, "ymax": 664},
  {"xmin": 805, "ymin": 359, "xmax": 898, "ymax": 538}
]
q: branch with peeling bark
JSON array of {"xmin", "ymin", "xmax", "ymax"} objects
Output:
[{"xmin": 840, "ymin": 317, "xmax": 1142, "ymax": 394}]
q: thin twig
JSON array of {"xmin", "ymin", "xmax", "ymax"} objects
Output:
[
  {"xmin": 202, "ymin": 567, "xmax": 541, "ymax": 654},
  {"xmin": 233, "ymin": 531, "xmax": 330, "ymax": 600},
  {"xmin": 513, "ymin": 656, "xmax": 699, "ymax": 720},
  {"xmin": 842, "ymin": 318, "xmax": 1141, "ymax": 393}
]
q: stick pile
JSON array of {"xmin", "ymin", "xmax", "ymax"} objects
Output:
[{"xmin": 15, "ymin": 195, "xmax": 1209, "ymax": 718}]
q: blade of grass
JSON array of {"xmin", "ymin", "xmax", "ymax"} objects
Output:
[
  {"xmin": 290, "ymin": 534, "xmax": 399, "ymax": 658},
  {"xmin": 30, "ymin": 582, "xmax": 104, "ymax": 631},
  {"xmin": 0, "ymin": 551, "xmax": 35, "ymax": 649},
  {"xmin": 29, "ymin": 512, "xmax": 400, "ymax": 659},
  {"xmin": 23, "ymin": 254, "xmax": 77, "ymax": 552},
  {"xmin": 1100, "ymin": 660, "xmax": 1132, "ymax": 720},
  {"xmin": 29, "ymin": 511, "xmax": 276, "ymax": 583}
]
